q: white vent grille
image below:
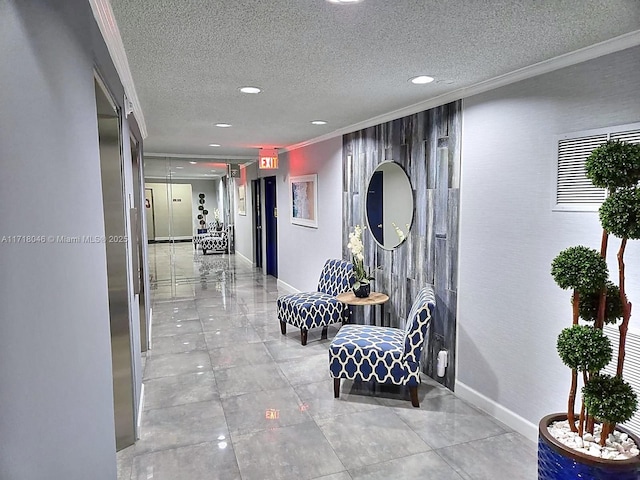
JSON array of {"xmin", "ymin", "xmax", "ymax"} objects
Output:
[
  {"xmin": 556, "ymin": 127, "xmax": 640, "ymax": 209},
  {"xmin": 603, "ymin": 325, "xmax": 640, "ymax": 437},
  {"xmin": 610, "ymin": 129, "xmax": 640, "ymax": 145},
  {"xmin": 556, "ymin": 134, "xmax": 607, "ymax": 205}
]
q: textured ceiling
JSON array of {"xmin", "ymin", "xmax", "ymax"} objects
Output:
[{"xmin": 110, "ymin": 0, "xmax": 640, "ymax": 166}]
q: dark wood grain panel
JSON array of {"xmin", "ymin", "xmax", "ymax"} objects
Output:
[{"xmin": 342, "ymin": 101, "xmax": 461, "ymax": 390}]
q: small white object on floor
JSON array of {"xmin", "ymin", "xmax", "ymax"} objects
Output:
[{"xmin": 548, "ymin": 420, "xmax": 640, "ymax": 460}]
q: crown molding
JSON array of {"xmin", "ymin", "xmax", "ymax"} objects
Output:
[
  {"xmin": 89, "ymin": 0, "xmax": 148, "ymax": 138},
  {"xmin": 284, "ymin": 29, "xmax": 640, "ymax": 153},
  {"xmin": 145, "ymin": 152, "xmax": 256, "ymax": 161}
]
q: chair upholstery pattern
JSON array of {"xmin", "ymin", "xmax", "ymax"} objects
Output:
[
  {"xmin": 277, "ymin": 259, "xmax": 354, "ymax": 345},
  {"xmin": 201, "ymin": 232, "xmax": 228, "ymax": 253},
  {"xmin": 329, "ymin": 285, "xmax": 435, "ymax": 406}
]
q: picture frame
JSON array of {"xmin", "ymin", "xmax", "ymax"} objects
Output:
[
  {"xmin": 289, "ymin": 174, "xmax": 318, "ymax": 228},
  {"xmin": 237, "ymin": 184, "xmax": 246, "ymax": 216}
]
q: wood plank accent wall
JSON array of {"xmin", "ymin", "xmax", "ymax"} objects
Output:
[{"xmin": 342, "ymin": 101, "xmax": 461, "ymax": 390}]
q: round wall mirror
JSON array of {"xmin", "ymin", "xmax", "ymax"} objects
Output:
[{"xmin": 365, "ymin": 161, "xmax": 414, "ymax": 250}]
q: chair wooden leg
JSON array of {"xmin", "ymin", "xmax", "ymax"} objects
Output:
[
  {"xmin": 321, "ymin": 326, "xmax": 328, "ymax": 340},
  {"xmin": 334, "ymin": 378, "xmax": 340, "ymax": 398},
  {"xmin": 300, "ymin": 329, "xmax": 308, "ymax": 346},
  {"xmin": 409, "ymin": 386, "xmax": 419, "ymax": 408},
  {"xmin": 279, "ymin": 320, "xmax": 286, "ymax": 335}
]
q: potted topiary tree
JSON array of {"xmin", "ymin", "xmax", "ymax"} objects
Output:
[{"xmin": 538, "ymin": 140, "xmax": 640, "ymax": 479}]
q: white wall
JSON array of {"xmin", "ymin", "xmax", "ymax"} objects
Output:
[
  {"xmin": 457, "ymin": 45, "xmax": 640, "ymax": 441},
  {"xmin": 145, "ymin": 178, "xmax": 221, "ymax": 236},
  {"xmin": 145, "ymin": 182, "xmax": 193, "ymax": 239},
  {"xmin": 0, "ymin": 0, "xmax": 117, "ymax": 477},
  {"xmin": 184, "ymin": 179, "xmax": 219, "ymax": 232},
  {"xmin": 277, "ymin": 137, "xmax": 344, "ymax": 291}
]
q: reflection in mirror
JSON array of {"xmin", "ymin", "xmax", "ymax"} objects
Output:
[{"xmin": 365, "ymin": 161, "xmax": 414, "ymax": 250}]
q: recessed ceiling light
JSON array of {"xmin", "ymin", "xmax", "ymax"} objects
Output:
[
  {"xmin": 176, "ymin": 166, "xmax": 184, "ymax": 169},
  {"xmin": 311, "ymin": 120, "xmax": 327, "ymax": 125},
  {"xmin": 239, "ymin": 86, "xmax": 261, "ymax": 94},
  {"xmin": 215, "ymin": 123, "xmax": 232, "ymax": 128},
  {"xmin": 208, "ymin": 143, "xmax": 221, "ymax": 147},
  {"xmin": 189, "ymin": 161, "xmax": 197, "ymax": 164},
  {"xmin": 410, "ymin": 75, "xmax": 435, "ymax": 85}
]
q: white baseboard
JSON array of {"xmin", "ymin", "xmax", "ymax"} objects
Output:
[
  {"xmin": 455, "ymin": 380, "xmax": 538, "ymax": 443},
  {"xmin": 152, "ymin": 236, "xmax": 192, "ymax": 242},
  {"xmin": 235, "ymin": 251, "xmax": 253, "ymax": 265},
  {"xmin": 277, "ymin": 279, "xmax": 300, "ymax": 294}
]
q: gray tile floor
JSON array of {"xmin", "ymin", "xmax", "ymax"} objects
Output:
[{"xmin": 117, "ymin": 243, "xmax": 537, "ymax": 479}]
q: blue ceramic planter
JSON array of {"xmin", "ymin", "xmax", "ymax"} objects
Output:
[{"xmin": 538, "ymin": 413, "xmax": 640, "ymax": 480}]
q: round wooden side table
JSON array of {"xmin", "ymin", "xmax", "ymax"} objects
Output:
[{"xmin": 336, "ymin": 291, "xmax": 389, "ymax": 326}]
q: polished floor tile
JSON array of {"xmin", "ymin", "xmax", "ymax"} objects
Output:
[
  {"xmin": 151, "ymin": 319, "xmax": 203, "ymax": 338},
  {"xmin": 131, "ymin": 442, "xmax": 240, "ymax": 480},
  {"xmin": 293, "ymin": 379, "xmax": 381, "ymax": 421},
  {"xmin": 392, "ymin": 395, "xmax": 508, "ymax": 449},
  {"xmin": 135, "ymin": 400, "xmax": 227, "ymax": 454},
  {"xmin": 203, "ymin": 325, "xmax": 262, "ymax": 348},
  {"xmin": 316, "ymin": 408, "xmax": 431, "ymax": 469},
  {"xmin": 143, "ymin": 350, "xmax": 212, "ymax": 380},
  {"xmin": 437, "ymin": 432, "xmax": 537, "ymax": 480},
  {"xmin": 117, "ymin": 244, "xmax": 537, "ymax": 480},
  {"xmin": 232, "ymin": 421, "xmax": 346, "ymax": 480},
  {"xmin": 214, "ymin": 362, "xmax": 290, "ymax": 398},
  {"xmin": 143, "ymin": 372, "xmax": 218, "ymax": 410},
  {"xmin": 221, "ymin": 386, "xmax": 311, "ymax": 436},
  {"xmin": 148, "ymin": 332, "xmax": 207, "ymax": 356},
  {"xmin": 209, "ymin": 342, "xmax": 274, "ymax": 371},
  {"xmin": 349, "ymin": 451, "xmax": 465, "ymax": 479},
  {"xmin": 278, "ymin": 352, "xmax": 333, "ymax": 386}
]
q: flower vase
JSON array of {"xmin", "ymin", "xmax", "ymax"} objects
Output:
[{"xmin": 353, "ymin": 283, "xmax": 370, "ymax": 298}]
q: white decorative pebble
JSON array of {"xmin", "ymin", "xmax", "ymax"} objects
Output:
[{"xmin": 547, "ymin": 422, "xmax": 639, "ymax": 460}]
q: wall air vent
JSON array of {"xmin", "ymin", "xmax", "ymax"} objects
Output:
[{"xmin": 554, "ymin": 124, "xmax": 640, "ymax": 211}]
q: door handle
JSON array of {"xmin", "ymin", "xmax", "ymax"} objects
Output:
[{"xmin": 378, "ymin": 224, "xmax": 382, "ymax": 228}]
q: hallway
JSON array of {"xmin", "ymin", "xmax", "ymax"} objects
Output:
[{"xmin": 117, "ymin": 243, "xmax": 537, "ymax": 480}]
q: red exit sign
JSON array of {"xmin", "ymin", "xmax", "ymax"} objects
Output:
[{"xmin": 258, "ymin": 148, "xmax": 278, "ymax": 169}]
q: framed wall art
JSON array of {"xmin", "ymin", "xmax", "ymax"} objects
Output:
[
  {"xmin": 289, "ymin": 174, "xmax": 318, "ymax": 228},
  {"xmin": 237, "ymin": 184, "xmax": 246, "ymax": 216}
]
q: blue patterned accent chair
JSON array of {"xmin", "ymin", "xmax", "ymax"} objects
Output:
[
  {"xmin": 329, "ymin": 285, "xmax": 435, "ymax": 407},
  {"xmin": 200, "ymin": 230, "xmax": 228, "ymax": 254},
  {"xmin": 277, "ymin": 259, "xmax": 354, "ymax": 345}
]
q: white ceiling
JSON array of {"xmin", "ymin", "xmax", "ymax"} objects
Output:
[{"xmin": 109, "ymin": 0, "xmax": 640, "ymax": 172}]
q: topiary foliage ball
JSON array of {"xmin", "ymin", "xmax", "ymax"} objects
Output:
[
  {"xmin": 582, "ymin": 374, "xmax": 638, "ymax": 425},
  {"xmin": 599, "ymin": 187, "xmax": 640, "ymax": 240},
  {"xmin": 551, "ymin": 246, "xmax": 608, "ymax": 292},
  {"xmin": 557, "ymin": 325, "xmax": 612, "ymax": 372},
  {"xmin": 574, "ymin": 281, "xmax": 624, "ymax": 324},
  {"xmin": 585, "ymin": 140, "xmax": 640, "ymax": 190}
]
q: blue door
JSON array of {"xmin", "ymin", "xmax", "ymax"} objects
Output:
[
  {"xmin": 367, "ymin": 170, "xmax": 384, "ymax": 245},
  {"xmin": 264, "ymin": 176, "xmax": 278, "ymax": 278}
]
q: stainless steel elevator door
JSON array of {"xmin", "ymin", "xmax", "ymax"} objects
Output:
[{"xmin": 95, "ymin": 79, "xmax": 136, "ymax": 450}]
